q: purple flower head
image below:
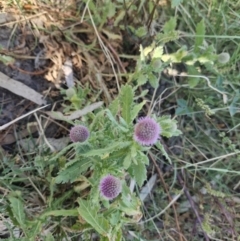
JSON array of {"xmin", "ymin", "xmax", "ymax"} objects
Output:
[
  {"xmin": 69, "ymin": 125, "xmax": 89, "ymax": 143},
  {"xmin": 99, "ymin": 175, "xmax": 122, "ymax": 200},
  {"xmin": 134, "ymin": 116, "xmax": 161, "ymax": 146}
]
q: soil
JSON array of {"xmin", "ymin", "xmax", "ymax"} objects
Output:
[{"xmin": 0, "ymin": 23, "xmax": 60, "ymax": 149}]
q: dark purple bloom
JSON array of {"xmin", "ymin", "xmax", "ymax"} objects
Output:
[
  {"xmin": 134, "ymin": 116, "xmax": 161, "ymax": 146},
  {"xmin": 99, "ymin": 175, "xmax": 122, "ymax": 200},
  {"xmin": 69, "ymin": 125, "xmax": 89, "ymax": 143}
]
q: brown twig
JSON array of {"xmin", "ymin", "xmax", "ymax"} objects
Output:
[
  {"xmin": 177, "ymin": 171, "xmax": 210, "ymax": 241},
  {"xmin": 149, "ymin": 152, "xmax": 184, "ymax": 241},
  {"xmin": 100, "ymin": 33, "xmax": 127, "ymax": 74},
  {"xmin": 214, "ymin": 197, "xmax": 236, "ymax": 239},
  {"xmin": 9, "ymin": 63, "xmax": 48, "ymax": 75}
]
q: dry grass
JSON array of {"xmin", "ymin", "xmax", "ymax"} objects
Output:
[{"xmin": 0, "ymin": 0, "xmax": 240, "ymax": 240}]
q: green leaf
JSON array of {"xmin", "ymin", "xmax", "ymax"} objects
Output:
[
  {"xmin": 55, "ymin": 158, "xmax": 92, "ymax": 183},
  {"xmin": 113, "ymin": 229, "xmax": 123, "ymax": 241},
  {"xmin": 135, "ymin": 26, "xmax": 148, "ymax": 38},
  {"xmin": 82, "ymin": 141, "xmax": 132, "ymax": 158},
  {"xmin": 156, "ymin": 31, "xmax": 179, "ymax": 44},
  {"xmin": 229, "ymin": 93, "xmax": 240, "ymax": 117},
  {"xmin": 9, "ymin": 197, "xmax": 26, "ymax": 229},
  {"xmin": 40, "ymin": 209, "xmax": 79, "ymax": 219},
  {"xmin": 194, "ymin": 20, "xmax": 205, "ymax": 52},
  {"xmin": 45, "ymin": 233, "xmax": 55, "ymax": 241},
  {"xmin": 171, "ymin": 0, "xmax": 183, "ymax": 7},
  {"xmin": 131, "ymin": 159, "xmax": 147, "ymax": 187},
  {"xmin": 187, "ymin": 65, "xmax": 200, "ymax": 88},
  {"xmin": 77, "ymin": 199, "xmax": 111, "ymax": 237},
  {"xmin": 119, "ymin": 183, "xmax": 142, "ymax": 215},
  {"xmin": 175, "ymin": 99, "xmax": 192, "ymax": 116},
  {"xmin": 120, "ymin": 85, "xmax": 134, "ymax": 124},
  {"xmin": 163, "ymin": 17, "xmax": 177, "ymax": 34},
  {"xmin": 137, "ymin": 73, "xmax": 148, "ymax": 86},
  {"xmin": 109, "ymin": 98, "xmax": 119, "ymax": 116},
  {"xmin": 123, "ymin": 153, "xmax": 132, "ymax": 169},
  {"xmin": 107, "ymin": 1, "xmax": 116, "ymax": 18},
  {"xmin": 131, "ymin": 100, "xmax": 146, "ymax": 122},
  {"xmin": 138, "ymin": 151, "xmax": 149, "ymax": 165},
  {"xmin": 155, "ymin": 142, "xmax": 172, "ymax": 164},
  {"xmin": 0, "ymin": 54, "xmax": 15, "ymax": 65},
  {"xmin": 148, "ymin": 72, "xmax": 159, "ymax": 88},
  {"xmin": 27, "ymin": 221, "xmax": 42, "ymax": 239},
  {"xmin": 49, "ymin": 143, "xmax": 76, "ymax": 163},
  {"xmin": 152, "ymin": 46, "xmax": 163, "ymax": 59},
  {"xmin": 105, "ymin": 109, "xmax": 129, "ymax": 132},
  {"xmin": 172, "ymin": 47, "xmax": 188, "ymax": 62},
  {"xmin": 158, "ymin": 115, "xmax": 182, "ymax": 138},
  {"xmin": 70, "ymin": 222, "xmax": 92, "ymax": 232},
  {"xmin": 142, "ymin": 42, "xmax": 155, "ymax": 57}
]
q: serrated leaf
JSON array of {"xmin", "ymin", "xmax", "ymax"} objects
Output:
[
  {"xmin": 82, "ymin": 141, "xmax": 132, "ymax": 158},
  {"xmin": 156, "ymin": 31, "xmax": 179, "ymax": 44},
  {"xmin": 135, "ymin": 26, "xmax": 148, "ymax": 38},
  {"xmin": 27, "ymin": 221, "xmax": 42, "ymax": 239},
  {"xmin": 152, "ymin": 46, "xmax": 163, "ymax": 59},
  {"xmin": 120, "ymin": 85, "xmax": 134, "ymax": 124},
  {"xmin": 138, "ymin": 151, "xmax": 149, "ymax": 165},
  {"xmin": 162, "ymin": 47, "xmax": 188, "ymax": 63},
  {"xmin": 49, "ymin": 143, "xmax": 76, "ymax": 163},
  {"xmin": 123, "ymin": 153, "xmax": 132, "ymax": 169},
  {"xmin": 119, "ymin": 184, "xmax": 142, "ymax": 215},
  {"xmin": 105, "ymin": 109, "xmax": 129, "ymax": 132},
  {"xmin": 155, "ymin": 142, "xmax": 172, "ymax": 164},
  {"xmin": 9, "ymin": 197, "xmax": 26, "ymax": 228},
  {"xmin": 158, "ymin": 116, "xmax": 182, "ymax": 138},
  {"xmin": 137, "ymin": 73, "xmax": 148, "ymax": 86},
  {"xmin": 163, "ymin": 17, "xmax": 177, "ymax": 34},
  {"xmin": 119, "ymin": 116, "xmax": 128, "ymax": 128},
  {"xmin": 109, "ymin": 98, "xmax": 119, "ymax": 116},
  {"xmin": 194, "ymin": 20, "xmax": 205, "ymax": 52},
  {"xmin": 132, "ymin": 159, "xmax": 147, "ymax": 187},
  {"xmin": 55, "ymin": 159, "xmax": 92, "ymax": 183},
  {"xmin": 131, "ymin": 100, "xmax": 146, "ymax": 122},
  {"xmin": 78, "ymin": 199, "xmax": 111, "ymax": 236},
  {"xmin": 143, "ymin": 42, "xmax": 155, "ymax": 57},
  {"xmin": 172, "ymin": 47, "xmax": 188, "ymax": 62},
  {"xmin": 130, "ymin": 145, "xmax": 137, "ymax": 165}
]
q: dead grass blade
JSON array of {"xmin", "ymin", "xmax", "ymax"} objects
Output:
[
  {"xmin": 0, "ymin": 71, "xmax": 47, "ymax": 105},
  {"xmin": 45, "ymin": 101, "xmax": 103, "ymax": 121},
  {"xmin": 0, "ymin": 105, "xmax": 49, "ymax": 131}
]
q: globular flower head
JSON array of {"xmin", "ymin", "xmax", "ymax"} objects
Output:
[
  {"xmin": 69, "ymin": 125, "xmax": 89, "ymax": 143},
  {"xmin": 99, "ymin": 175, "xmax": 122, "ymax": 200},
  {"xmin": 134, "ymin": 116, "xmax": 161, "ymax": 146}
]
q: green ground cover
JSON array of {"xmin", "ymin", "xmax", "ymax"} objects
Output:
[{"xmin": 0, "ymin": 0, "xmax": 240, "ymax": 240}]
